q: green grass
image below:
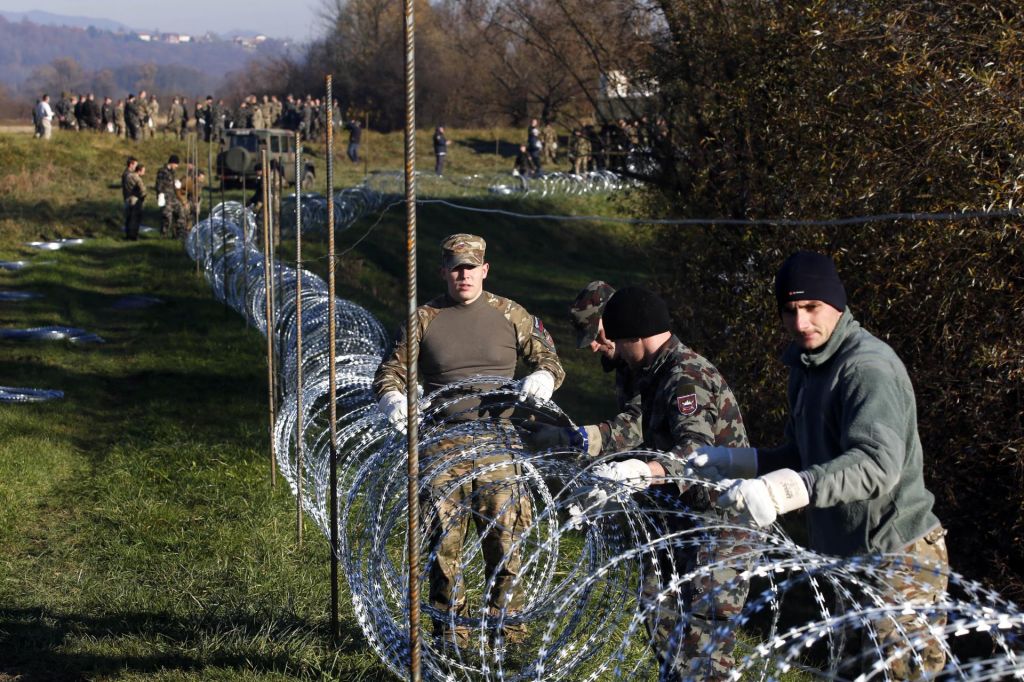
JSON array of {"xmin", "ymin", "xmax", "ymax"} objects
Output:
[{"xmin": 0, "ymin": 128, "xmax": 660, "ymax": 679}]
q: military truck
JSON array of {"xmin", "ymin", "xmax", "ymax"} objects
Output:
[{"xmin": 215, "ymin": 128, "xmax": 316, "ymax": 189}]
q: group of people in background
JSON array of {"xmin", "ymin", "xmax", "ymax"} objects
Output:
[
  {"xmin": 32, "ymin": 91, "xmax": 353, "ymax": 145},
  {"xmin": 514, "ymin": 115, "xmax": 670, "ymax": 177}
]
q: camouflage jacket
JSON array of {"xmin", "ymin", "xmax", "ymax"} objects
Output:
[
  {"xmin": 593, "ymin": 358, "xmax": 643, "ymax": 454},
  {"xmin": 124, "ymin": 171, "xmax": 146, "ymax": 204},
  {"xmin": 155, "ymin": 166, "xmax": 180, "ymax": 205},
  {"xmin": 570, "ymin": 134, "xmax": 591, "ymax": 158},
  {"xmin": 167, "ymin": 102, "xmax": 183, "ymax": 125},
  {"xmin": 373, "ymin": 291, "xmax": 564, "ymax": 405},
  {"xmin": 125, "ymin": 100, "xmax": 143, "ymax": 125},
  {"xmin": 635, "ymin": 335, "xmax": 748, "ymax": 486}
]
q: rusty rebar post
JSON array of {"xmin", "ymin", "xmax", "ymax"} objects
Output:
[
  {"xmin": 403, "ymin": 0, "xmax": 422, "ymax": 675},
  {"xmin": 207, "ymin": 139, "xmax": 214, "ymax": 277},
  {"xmin": 294, "ymin": 131, "xmax": 305, "ymax": 547},
  {"xmin": 325, "ymin": 74, "xmax": 341, "ymax": 642},
  {"xmin": 241, "ymin": 170, "xmax": 249, "ymax": 325},
  {"xmin": 261, "ymin": 148, "xmax": 277, "ymax": 490}
]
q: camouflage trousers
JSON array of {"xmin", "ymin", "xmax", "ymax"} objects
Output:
[
  {"xmin": 642, "ymin": 507, "xmax": 753, "ymax": 682},
  {"xmin": 161, "ymin": 200, "xmax": 186, "ymax": 238},
  {"xmin": 422, "ymin": 437, "xmax": 532, "ymax": 647},
  {"xmin": 865, "ymin": 526, "xmax": 949, "ymax": 680}
]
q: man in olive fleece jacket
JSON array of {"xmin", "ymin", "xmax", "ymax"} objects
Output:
[{"xmin": 689, "ymin": 250, "xmax": 949, "ymax": 679}]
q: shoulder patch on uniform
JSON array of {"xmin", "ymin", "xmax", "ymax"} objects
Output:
[
  {"xmin": 533, "ymin": 316, "xmax": 556, "ymax": 352},
  {"xmin": 675, "ymin": 383, "xmax": 700, "ymax": 416},
  {"xmin": 677, "ymin": 394, "xmax": 698, "ymax": 416}
]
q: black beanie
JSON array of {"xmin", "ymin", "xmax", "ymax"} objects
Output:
[
  {"xmin": 602, "ymin": 286, "xmax": 672, "ymax": 340},
  {"xmin": 774, "ymin": 251, "xmax": 847, "ymax": 312}
]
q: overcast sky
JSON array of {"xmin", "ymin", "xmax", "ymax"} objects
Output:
[{"xmin": 4, "ymin": 0, "xmax": 325, "ymax": 42}]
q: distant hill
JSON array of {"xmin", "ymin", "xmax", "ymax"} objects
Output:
[
  {"xmin": 0, "ymin": 16, "xmax": 290, "ymax": 97},
  {"xmin": 0, "ymin": 9, "xmax": 131, "ymax": 33}
]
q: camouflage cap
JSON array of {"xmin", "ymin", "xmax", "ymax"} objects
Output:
[
  {"xmin": 569, "ymin": 280, "xmax": 616, "ymax": 349},
  {"xmin": 440, "ymin": 233, "xmax": 486, "ymax": 270}
]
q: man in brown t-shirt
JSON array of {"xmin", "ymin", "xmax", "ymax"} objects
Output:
[{"xmin": 373, "ymin": 233, "xmax": 564, "ymax": 649}]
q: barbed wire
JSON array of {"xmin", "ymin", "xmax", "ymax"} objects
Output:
[{"xmin": 184, "ymin": 200, "xmax": 1024, "ymax": 681}]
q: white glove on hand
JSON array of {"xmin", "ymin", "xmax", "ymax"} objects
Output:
[
  {"xmin": 719, "ymin": 469, "xmax": 809, "ymax": 528},
  {"xmin": 592, "ymin": 459, "xmax": 652, "ymax": 493},
  {"xmin": 518, "ymin": 370, "xmax": 555, "ymax": 403},
  {"xmin": 686, "ymin": 446, "xmax": 758, "ymax": 481},
  {"xmin": 566, "ymin": 459, "xmax": 651, "ymax": 529},
  {"xmin": 378, "ymin": 390, "xmax": 409, "ymax": 432}
]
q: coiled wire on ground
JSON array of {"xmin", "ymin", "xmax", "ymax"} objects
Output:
[{"xmin": 185, "ymin": 198, "xmax": 1024, "ymax": 682}]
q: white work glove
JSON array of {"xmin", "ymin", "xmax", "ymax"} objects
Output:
[
  {"xmin": 592, "ymin": 459, "xmax": 652, "ymax": 493},
  {"xmin": 718, "ymin": 469, "xmax": 809, "ymax": 528},
  {"xmin": 685, "ymin": 446, "xmax": 758, "ymax": 481},
  {"xmin": 377, "ymin": 390, "xmax": 409, "ymax": 432},
  {"xmin": 174, "ymin": 179, "xmax": 182, "ymax": 189},
  {"xmin": 518, "ymin": 370, "xmax": 555, "ymax": 403},
  {"xmin": 566, "ymin": 459, "xmax": 652, "ymax": 529}
]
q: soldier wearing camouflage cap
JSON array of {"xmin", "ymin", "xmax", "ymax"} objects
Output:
[
  {"xmin": 591, "ymin": 285, "xmax": 752, "ymax": 682},
  {"xmin": 373, "ymin": 232, "xmax": 564, "ymax": 650},
  {"xmin": 522, "ymin": 280, "xmax": 644, "ymax": 456}
]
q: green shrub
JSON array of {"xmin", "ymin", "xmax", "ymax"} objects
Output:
[{"xmin": 645, "ymin": 1, "xmax": 1024, "ymax": 599}]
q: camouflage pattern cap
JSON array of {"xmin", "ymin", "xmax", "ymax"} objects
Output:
[
  {"xmin": 569, "ymin": 280, "xmax": 616, "ymax": 349},
  {"xmin": 441, "ymin": 233, "xmax": 486, "ymax": 270}
]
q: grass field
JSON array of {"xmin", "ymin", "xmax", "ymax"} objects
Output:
[{"xmin": 0, "ymin": 128, "xmax": 656, "ymax": 680}]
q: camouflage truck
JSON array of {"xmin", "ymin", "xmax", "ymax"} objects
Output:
[{"xmin": 215, "ymin": 128, "xmax": 316, "ymax": 189}]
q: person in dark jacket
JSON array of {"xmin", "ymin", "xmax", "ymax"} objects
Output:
[
  {"xmin": 513, "ymin": 144, "xmax": 536, "ymax": 178},
  {"xmin": 433, "ymin": 125, "xmax": 447, "ymax": 175},
  {"xmin": 688, "ymin": 250, "xmax": 950, "ymax": 680},
  {"xmin": 345, "ymin": 119, "xmax": 362, "ymax": 163}
]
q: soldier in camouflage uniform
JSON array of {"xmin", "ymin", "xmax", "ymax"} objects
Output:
[
  {"xmin": 155, "ymin": 155, "xmax": 185, "ymax": 238},
  {"xmin": 521, "ymin": 280, "xmax": 642, "ymax": 456},
  {"xmin": 590, "ymin": 286, "xmax": 751, "ymax": 682},
  {"xmin": 125, "ymin": 94, "xmax": 143, "ymax": 141},
  {"xmin": 124, "ymin": 163, "xmax": 147, "ymax": 241},
  {"xmin": 692, "ymin": 252, "xmax": 949, "ymax": 679},
  {"xmin": 569, "ymin": 128, "xmax": 591, "ymax": 175},
  {"xmin": 165, "ymin": 97, "xmax": 183, "ymax": 138},
  {"xmin": 374, "ymin": 234, "xmax": 564, "ymax": 650},
  {"xmin": 146, "ymin": 95, "xmax": 159, "ymax": 139}
]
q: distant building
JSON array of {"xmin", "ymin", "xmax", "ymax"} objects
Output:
[
  {"xmin": 137, "ymin": 32, "xmax": 151, "ymax": 42},
  {"xmin": 233, "ymin": 34, "xmax": 267, "ymax": 49}
]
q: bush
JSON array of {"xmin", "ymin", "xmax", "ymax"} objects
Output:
[{"xmin": 645, "ymin": 1, "xmax": 1024, "ymax": 599}]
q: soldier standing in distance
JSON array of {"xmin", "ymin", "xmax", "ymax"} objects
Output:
[
  {"xmin": 125, "ymin": 94, "xmax": 142, "ymax": 141},
  {"xmin": 124, "ymin": 164, "xmax": 147, "ymax": 241},
  {"xmin": 146, "ymin": 95, "xmax": 159, "ymax": 139},
  {"xmin": 165, "ymin": 97, "xmax": 183, "ymax": 138},
  {"xmin": 432, "ymin": 125, "xmax": 447, "ymax": 175},
  {"xmin": 689, "ymin": 251, "xmax": 950, "ymax": 679},
  {"xmin": 588, "ymin": 286, "xmax": 752, "ymax": 682},
  {"xmin": 155, "ymin": 155, "xmax": 185, "ymax": 239},
  {"xmin": 570, "ymin": 128, "xmax": 591, "ymax": 175},
  {"xmin": 541, "ymin": 120, "xmax": 558, "ymax": 165},
  {"xmin": 113, "ymin": 99, "xmax": 125, "ymax": 137},
  {"xmin": 345, "ymin": 118, "xmax": 362, "ymax": 162},
  {"xmin": 373, "ymin": 234, "xmax": 564, "ymax": 650},
  {"xmin": 100, "ymin": 97, "xmax": 114, "ymax": 133},
  {"xmin": 121, "ymin": 156, "xmax": 138, "ymax": 235},
  {"xmin": 526, "ymin": 118, "xmax": 543, "ymax": 173}
]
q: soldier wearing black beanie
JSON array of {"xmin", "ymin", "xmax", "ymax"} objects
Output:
[{"xmin": 601, "ymin": 286, "xmax": 673, "ymax": 341}]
